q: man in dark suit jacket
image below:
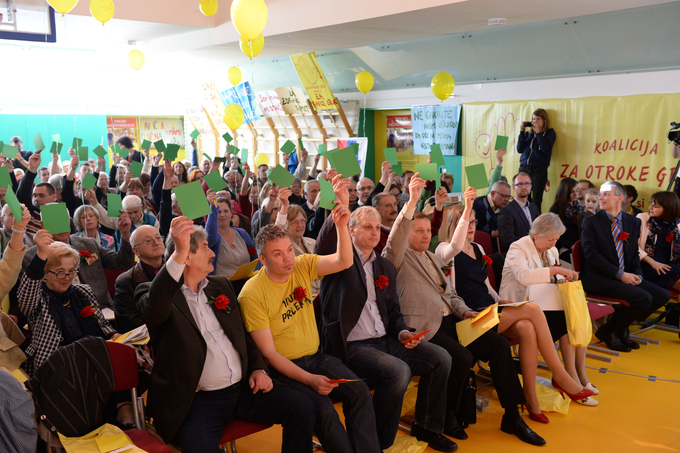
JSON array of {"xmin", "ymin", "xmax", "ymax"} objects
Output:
[
  {"xmin": 314, "ymin": 206, "xmax": 455, "ymax": 452},
  {"xmin": 473, "ymin": 181, "xmax": 512, "ymax": 252},
  {"xmin": 135, "ymin": 217, "xmax": 314, "ymax": 453},
  {"xmin": 497, "ymin": 173, "xmax": 539, "ymax": 251},
  {"xmin": 581, "ymin": 181, "xmax": 670, "ymax": 352}
]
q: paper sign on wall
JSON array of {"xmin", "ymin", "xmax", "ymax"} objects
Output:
[
  {"xmin": 219, "ymin": 81, "xmax": 262, "ymax": 125},
  {"xmin": 200, "ymin": 80, "xmax": 229, "ymax": 135},
  {"xmin": 290, "ymin": 52, "xmax": 338, "ymax": 110}
]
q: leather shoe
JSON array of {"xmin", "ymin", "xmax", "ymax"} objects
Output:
[
  {"xmin": 618, "ymin": 327, "xmax": 640, "ymax": 349},
  {"xmin": 595, "ymin": 329, "xmax": 631, "ymax": 353},
  {"xmin": 443, "ymin": 413, "xmax": 468, "ymax": 440},
  {"xmin": 411, "ymin": 423, "xmax": 458, "ymax": 452},
  {"xmin": 501, "ymin": 416, "xmax": 546, "ymax": 446}
]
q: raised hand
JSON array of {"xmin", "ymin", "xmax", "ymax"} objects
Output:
[
  {"xmin": 34, "ymin": 229, "xmax": 54, "ymax": 261},
  {"xmin": 118, "ymin": 210, "xmax": 132, "ymax": 241},
  {"xmin": 332, "ymin": 203, "xmax": 351, "ymax": 229},
  {"xmin": 380, "ymin": 161, "xmax": 392, "ymax": 185},
  {"xmin": 84, "ymin": 189, "xmax": 97, "ymax": 205},
  {"xmin": 14, "ymin": 205, "xmax": 30, "ymax": 230},
  {"xmin": 331, "ymin": 172, "xmax": 349, "ymax": 207},
  {"xmin": 169, "ymin": 216, "xmax": 194, "ymax": 262},
  {"xmin": 299, "ymin": 147, "xmax": 308, "ymax": 163},
  {"xmin": 28, "ymin": 150, "xmax": 42, "ymax": 173},
  {"xmin": 407, "ymin": 173, "xmax": 426, "ymax": 207},
  {"xmin": 206, "ymin": 189, "xmax": 217, "ymax": 206},
  {"xmin": 278, "ymin": 187, "xmax": 292, "ymax": 208},
  {"xmin": 464, "ymin": 186, "xmax": 477, "ymax": 206},
  {"xmin": 435, "ymin": 186, "xmax": 448, "ymax": 210}
]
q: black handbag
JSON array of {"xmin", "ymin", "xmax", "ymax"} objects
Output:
[{"xmin": 455, "ymin": 369, "xmax": 477, "ymax": 428}]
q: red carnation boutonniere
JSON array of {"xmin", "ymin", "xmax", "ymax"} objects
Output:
[
  {"xmin": 78, "ymin": 250, "xmax": 98, "ymax": 266},
  {"xmin": 208, "ymin": 294, "xmax": 232, "ymax": 312},
  {"xmin": 80, "ymin": 303, "xmax": 99, "ymax": 320},
  {"xmin": 618, "ymin": 231, "xmax": 629, "ymax": 245},
  {"xmin": 666, "ymin": 232, "xmax": 675, "ymax": 243},
  {"xmin": 248, "ymin": 246, "xmax": 257, "ymax": 256},
  {"xmin": 481, "ymin": 255, "xmax": 493, "ymax": 269},
  {"xmin": 373, "ymin": 274, "xmax": 389, "ymax": 290},
  {"xmin": 441, "ymin": 260, "xmax": 453, "ymax": 277},
  {"xmin": 293, "ymin": 287, "xmax": 312, "ymax": 304}
]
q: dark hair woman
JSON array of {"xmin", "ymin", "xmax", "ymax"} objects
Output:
[
  {"xmin": 637, "ymin": 191, "xmax": 680, "ymax": 290},
  {"xmin": 549, "ymin": 177, "xmax": 583, "ymax": 261}
]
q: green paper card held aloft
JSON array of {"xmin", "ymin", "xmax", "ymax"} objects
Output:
[
  {"xmin": 429, "ymin": 144, "xmax": 445, "ymax": 167},
  {"xmin": 34, "ymin": 133, "xmax": 45, "ymax": 151},
  {"xmin": 154, "ymin": 140, "xmax": 167, "ymax": 154},
  {"xmin": 222, "ymin": 132, "xmax": 233, "ymax": 143},
  {"xmin": 240, "ymin": 149, "xmax": 249, "ymax": 166},
  {"xmin": 81, "ymin": 172, "xmax": 97, "ymax": 191},
  {"xmin": 50, "ymin": 142, "xmax": 64, "ymax": 155},
  {"xmin": 392, "ymin": 162, "xmax": 403, "ymax": 177},
  {"xmin": 190, "ymin": 129, "xmax": 200, "ymax": 140},
  {"xmin": 297, "ymin": 138, "xmax": 304, "ymax": 150},
  {"xmin": 202, "ymin": 153, "xmax": 212, "ymax": 162},
  {"xmin": 495, "ymin": 135, "xmax": 508, "ymax": 151},
  {"xmin": 350, "ymin": 143, "xmax": 358, "ymax": 155},
  {"xmin": 77, "ymin": 146, "xmax": 89, "ymax": 162},
  {"xmin": 383, "ymin": 148, "xmax": 398, "ymax": 165},
  {"xmin": 40, "ymin": 203, "xmax": 70, "ymax": 234},
  {"xmin": 268, "ymin": 164, "xmax": 296, "ymax": 188},
  {"xmin": 107, "ymin": 193, "xmax": 123, "ymax": 218},
  {"xmin": 318, "ymin": 144, "xmax": 327, "ymax": 156},
  {"xmin": 0, "ymin": 166, "xmax": 12, "ymax": 188},
  {"xmin": 72, "ymin": 137, "xmax": 83, "ymax": 150},
  {"xmin": 141, "ymin": 139, "xmax": 152, "ymax": 151},
  {"xmin": 318, "ymin": 177, "xmax": 337, "ymax": 211},
  {"xmin": 114, "ymin": 143, "xmax": 126, "ymax": 157},
  {"xmin": 204, "ymin": 170, "xmax": 227, "ymax": 192},
  {"xmin": 52, "ymin": 134, "xmax": 61, "ymax": 143},
  {"xmin": 228, "ymin": 145, "xmax": 239, "ymax": 156},
  {"xmin": 326, "ymin": 147, "xmax": 362, "ymax": 178},
  {"xmin": 1, "ymin": 144, "xmax": 18, "ymax": 159},
  {"xmin": 164, "ymin": 144, "xmax": 179, "ymax": 162},
  {"xmin": 214, "ymin": 157, "xmax": 227, "ymax": 163},
  {"xmin": 280, "ymin": 140, "xmax": 296, "ymax": 155},
  {"xmin": 416, "ymin": 163, "xmax": 441, "ymax": 190},
  {"xmin": 93, "ymin": 145, "xmax": 107, "ymax": 158},
  {"xmin": 4, "ymin": 186, "xmax": 23, "ymax": 221},
  {"xmin": 130, "ymin": 161, "xmax": 143, "ymax": 178},
  {"xmin": 465, "ymin": 163, "xmax": 489, "ymax": 190},
  {"xmin": 173, "ymin": 181, "xmax": 212, "ymax": 220}
]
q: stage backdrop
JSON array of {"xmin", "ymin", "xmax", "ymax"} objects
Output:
[{"xmin": 462, "ymin": 93, "xmax": 680, "ymax": 212}]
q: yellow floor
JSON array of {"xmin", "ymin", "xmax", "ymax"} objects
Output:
[{"xmin": 170, "ymin": 327, "xmax": 680, "ymax": 453}]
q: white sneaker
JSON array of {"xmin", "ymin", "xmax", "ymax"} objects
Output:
[
  {"xmin": 575, "ymin": 396, "xmax": 598, "ymax": 407},
  {"xmin": 584, "ymin": 382, "xmax": 599, "ymax": 395}
]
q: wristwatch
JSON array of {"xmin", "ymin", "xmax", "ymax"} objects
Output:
[{"xmin": 256, "ymin": 369, "xmax": 269, "ymax": 376}]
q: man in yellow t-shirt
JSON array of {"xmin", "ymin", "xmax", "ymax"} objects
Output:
[{"xmin": 239, "ymin": 174, "xmax": 381, "ymax": 453}]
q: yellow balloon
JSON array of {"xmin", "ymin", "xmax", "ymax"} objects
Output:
[
  {"xmin": 89, "ymin": 0, "xmax": 115, "ymax": 25},
  {"xmin": 230, "ymin": 0, "xmax": 268, "ymax": 41},
  {"xmin": 431, "ymin": 72, "xmax": 455, "ymax": 101},
  {"xmin": 355, "ymin": 71, "xmax": 374, "ymax": 94},
  {"xmin": 128, "ymin": 50, "xmax": 145, "ymax": 71},
  {"xmin": 223, "ymin": 104, "xmax": 245, "ymax": 130},
  {"xmin": 228, "ymin": 66, "xmax": 242, "ymax": 85},
  {"xmin": 254, "ymin": 153, "xmax": 269, "ymax": 167},
  {"xmin": 199, "ymin": 0, "xmax": 218, "ymax": 17},
  {"xmin": 47, "ymin": 0, "xmax": 79, "ymax": 15},
  {"xmin": 239, "ymin": 33, "xmax": 264, "ymax": 59}
]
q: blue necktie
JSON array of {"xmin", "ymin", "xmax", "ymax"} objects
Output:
[{"xmin": 611, "ymin": 219, "xmax": 625, "ymax": 271}]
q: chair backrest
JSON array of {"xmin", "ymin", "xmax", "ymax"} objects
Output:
[
  {"xmin": 473, "ymin": 230, "xmax": 493, "ymax": 256},
  {"xmin": 572, "ymin": 240, "xmax": 584, "ymax": 272},
  {"xmin": 106, "ymin": 342, "xmax": 139, "ymax": 392},
  {"xmin": 487, "ymin": 264, "xmax": 498, "ymax": 293},
  {"xmin": 104, "ymin": 268, "xmax": 130, "ymax": 296}
]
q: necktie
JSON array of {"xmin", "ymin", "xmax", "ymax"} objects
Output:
[{"xmin": 611, "ymin": 219, "xmax": 625, "ymax": 271}]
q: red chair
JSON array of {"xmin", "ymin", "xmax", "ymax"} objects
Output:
[
  {"xmin": 219, "ymin": 420, "xmax": 273, "ymax": 453},
  {"xmin": 487, "ymin": 262, "xmax": 498, "ymax": 293},
  {"xmin": 473, "ymin": 230, "xmax": 493, "ymax": 256},
  {"xmin": 572, "ymin": 241, "xmax": 631, "ymax": 308},
  {"xmin": 104, "ymin": 267, "xmax": 131, "ymax": 297}
]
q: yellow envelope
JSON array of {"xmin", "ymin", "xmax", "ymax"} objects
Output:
[
  {"xmin": 11, "ymin": 368, "xmax": 28, "ymax": 383},
  {"xmin": 456, "ymin": 303, "xmax": 499, "ymax": 347},
  {"xmin": 229, "ymin": 259, "xmax": 259, "ymax": 281},
  {"xmin": 112, "ymin": 332, "xmax": 131, "ymax": 343},
  {"xmin": 95, "ymin": 434, "xmax": 133, "ymax": 453}
]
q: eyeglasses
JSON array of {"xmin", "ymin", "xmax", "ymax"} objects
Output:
[
  {"xmin": 47, "ymin": 269, "xmax": 79, "ymax": 280},
  {"xmin": 497, "ymin": 193, "xmax": 512, "ymax": 199},
  {"xmin": 289, "ymin": 219, "xmax": 307, "ymax": 226},
  {"xmin": 469, "ymin": 219, "xmax": 479, "ymax": 226},
  {"xmin": 136, "ymin": 236, "xmax": 164, "ymax": 247},
  {"xmin": 514, "ymin": 183, "xmax": 532, "ymax": 188},
  {"xmin": 358, "ymin": 187, "xmax": 375, "ymax": 192},
  {"xmin": 650, "ymin": 202, "xmax": 659, "ymax": 208}
]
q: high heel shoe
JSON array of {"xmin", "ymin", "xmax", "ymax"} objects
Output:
[
  {"xmin": 520, "ymin": 403, "xmax": 549, "ymax": 424},
  {"xmin": 551, "ymin": 378, "xmax": 594, "ymax": 401}
]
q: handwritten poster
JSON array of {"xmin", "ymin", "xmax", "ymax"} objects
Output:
[
  {"xmin": 201, "ymin": 80, "xmax": 228, "ymax": 134},
  {"xmin": 139, "ymin": 117, "xmax": 185, "ymax": 148},
  {"xmin": 256, "ymin": 90, "xmax": 285, "ymax": 117},
  {"xmin": 274, "ymin": 86, "xmax": 311, "ymax": 115},
  {"xmin": 290, "ymin": 52, "xmax": 337, "ymax": 110},
  {"xmin": 185, "ymin": 104, "xmax": 214, "ymax": 136},
  {"xmin": 219, "ymin": 81, "xmax": 261, "ymax": 125},
  {"xmin": 411, "ymin": 105, "xmax": 462, "ymax": 155}
]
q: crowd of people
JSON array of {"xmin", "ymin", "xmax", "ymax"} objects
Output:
[{"xmin": 0, "ymin": 125, "xmax": 678, "ymax": 453}]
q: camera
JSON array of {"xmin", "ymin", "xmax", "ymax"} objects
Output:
[
  {"xmin": 523, "ymin": 121, "xmax": 532, "ymax": 128},
  {"xmin": 669, "ymin": 122, "xmax": 680, "ymax": 146}
]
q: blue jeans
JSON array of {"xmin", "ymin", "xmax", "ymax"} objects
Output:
[
  {"xmin": 346, "ymin": 336, "xmax": 451, "ymax": 449},
  {"xmin": 176, "ymin": 381, "xmax": 315, "ymax": 453},
  {"xmin": 269, "ymin": 350, "xmax": 381, "ymax": 453}
]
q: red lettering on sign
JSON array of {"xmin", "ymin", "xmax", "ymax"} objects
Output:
[
  {"xmin": 639, "ymin": 166, "xmax": 649, "ymax": 181},
  {"xmin": 631, "ymin": 139, "xmax": 638, "ymax": 151},
  {"xmin": 569, "ymin": 165, "xmax": 578, "ymax": 178},
  {"xmin": 594, "ymin": 143, "xmax": 601, "ymax": 154},
  {"xmin": 657, "ymin": 167, "xmax": 668, "ymax": 188},
  {"xmin": 610, "ymin": 140, "xmax": 617, "ymax": 151},
  {"xmin": 616, "ymin": 166, "xmax": 625, "ymax": 180},
  {"xmin": 605, "ymin": 166, "xmax": 615, "ymax": 180},
  {"xmin": 626, "ymin": 167, "xmax": 638, "ymax": 181},
  {"xmin": 649, "ymin": 143, "xmax": 658, "ymax": 155},
  {"xmin": 595, "ymin": 166, "xmax": 604, "ymax": 179},
  {"xmin": 603, "ymin": 141, "xmax": 610, "ymax": 152},
  {"xmin": 560, "ymin": 164, "xmax": 569, "ymax": 178},
  {"xmin": 585, "ymin": 165, "xmax": 593, "ymax": 179}
]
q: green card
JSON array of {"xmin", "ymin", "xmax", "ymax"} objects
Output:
[
  {"xmin": 495, "ymin": 135, "xmax": 508, "ymax": 151},
  {"xmin": 326, "ymin": 147, "xmax": 362, "ymax": 178},
  {"xmin": 241, "ymin": 148, "xmax": 249, "ymax": 166},
  {"xmin": 34, "ymin": 133, "xmax": 45, "ymax": 151},
  {"xmin": 72, "ymin": 137, "xmax": 83, "ymax": 150},
  {"xmin": 383, "ymin": 148, "xmax": 398, "ymax": 165},
  {"xmin": 50, "ymin": 141, "xmax": 64, "ymax": 155},
  {"xmin": 4, "ymin": 186, "xmax": 22, "ymax": 221},
  {"xmin": 173, "ymin": 181, "xmax": 212, "ymax": 220},
  {"xmin": 1, "ymin": 144, "xmax": 17, "ymax": 159},
  {"xmin": 81, "ymin": 172, "xmax": 97, "ymax": 190},
  {"xmin": 164, "ymin": 144, "xmax": 179, "ymax": 162},
  {"xmin": 222, "ymin": 132, "xmax": 233, "ymax": 143},
  {"xmin": 190, "ymin": 129, "xmax": 200, "ymax": 139},
  {"xmin": 154, "ymin": 140, "xmax": 166, "ymax": 153},
  {"xmin": 267, "ymin": 164, "xmax": 296, "ymax": 188},
  {"xmin": 52, "ymin": 134, "xmax": 61, "ymax": 143},
  {"xmin": 297, "ymin": 138, "xmax": 304, "ymax": 150},
  {"xmin": 416, "ymin": 163, "xmax": 441, "ymax": 190},
  {"xmin": 93, "ymin": 145, "xmax": 107, "ymax": 158},
  {"xmin": 141, "ymin": 139, "xmax": 152, "ymax": 151},
  {"xmin": 429, "ymin": 144, "xmax": 445, "ymax": 167},
  {"xmin": 204, "ymin": 170, "xmax": 227, "ymax": 192},
  {"xmin": 465, "ymin": 163, "xmax": 489, "ymax": 190},
  {"xmin": 130, "ymin": 160, "xmax": 143, "ymax": 178},
  {"xmin": 0, "ymin": 166, "xmax": 11, "ymax": 188},
  {"xmin": 114, "ymin": 143, "xmax": 125, "ymax": 157},
  {"xmin": 77, "ymin": 146, "xmax": 89, "ymax": 162},
  {"xmin": 318, "ymin": 177, "xmax": 337, "ymax": 211},
  {"xmin": 280, "ymin": 140, "xmax": 296, "ymax": 155},
  {"xmin": 40, "ymin": 203, "xmax": 71, "ymax": 234},
  {"xmin": 318, "ymin": 144, "xmax": 327, "ymax": 156},
  {"xmin": 214, "ymin": 157, "xmax": 227, "ymax": 163},
  {"xmin": 202, "ymin": 153, "xmax": 212, "ymax": 162},
  {"xmin": 228, "ymin": 145, "xmax": 239, "ymax": 156},
  {"xmin": 392, "ymin": 162, "xmax": 403, "ymax": 177},
  {"xmin": 350, "ymin": 143, "xmax": 358, "ymax": 155},
  {"xmin": 107, "ymin": 193, "xmax": 123, "ymax": 217}
]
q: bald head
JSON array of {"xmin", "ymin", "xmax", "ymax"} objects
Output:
[
  {"xmin": 357, "ymin": 177, "xmax": 375, "ymax": 203},
  {"xmin": 130, "ymin": 225, "xmax": 165, "ymax": 264}
]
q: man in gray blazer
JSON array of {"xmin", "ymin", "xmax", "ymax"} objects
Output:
[{"xmin": 382, "ymin": 174, "xmax": 545, "ymax": 446}]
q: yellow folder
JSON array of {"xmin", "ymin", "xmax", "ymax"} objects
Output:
[
  {"xmin": 229, "ymin": 259, "xmax": 259, "ymax": 281},
  {"xmin": 456, "ymin": 303, "xmax": 500, "ymax": 347}
]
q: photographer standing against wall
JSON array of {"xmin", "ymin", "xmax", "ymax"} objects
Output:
[{"xmin": 517, "ymin": 109, "xmax": 556, "ymax": 213}]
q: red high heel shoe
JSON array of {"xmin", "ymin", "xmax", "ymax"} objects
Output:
[
  {"xmin": 551, "ymin": 378, "xmax": 594, "ymax": 401},
  {"xmin": 520, "ymin": 403, "xmax": 549, "ymax": 424}
]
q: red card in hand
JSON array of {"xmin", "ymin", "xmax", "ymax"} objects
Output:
[
  {"xmin": 401, "ymin": 328, "xmax": 432, "ymax": 344},
  {"xmin": 327, "ymin": 379, "xmax": 364, "ymax": 384}
]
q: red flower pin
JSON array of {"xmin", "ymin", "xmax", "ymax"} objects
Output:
[
  {"xmin": 294, "ymin": 287, "xmax": 307, "ymax": 302},
  {"xmin": 441, "ymin": 260, "xmax": 453, "ymax": 277},
  {"xmin": 374, "ymin": 275, "xmax": 389, "ymax": 290},
  {"xmin": 618, "ymin": 231, "xmax": 629, "ymax": 244},
  {"xmin": 248, "ymin": 246, "xmax": 257, "ymax": 256},
  {"xmin": 208, "ymin": 294, "xmax": 232, "ymax": 312},
  {"xmin": 80, "ymin": 305, "xmax": 97, "ymax": 320},
  {"xmin": 482, "ymin": 255, "xmax": 493, "ymax": 269},
  {"xmin": 666, "ymin": 232, "xmax": 675, "ymax": 243}
]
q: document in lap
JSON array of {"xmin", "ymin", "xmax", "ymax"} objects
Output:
[{"xmin": 456, "ymin": 303, "xmax": 499, "ymax": 347}]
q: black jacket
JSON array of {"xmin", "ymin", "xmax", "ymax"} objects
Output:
[{"xmin": 497, "ymin": 199, "xmax": 539, "ymax": 251}]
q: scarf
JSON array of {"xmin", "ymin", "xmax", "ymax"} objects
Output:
[
  {"xmin": 43, "ymin": 284, "xmax": 105, "ymax": 346},
  {"xmin": 564, "ymin": 200, "xmax": 584, "ymax": 225},
  {"xmin": 645, "ymin": 217, "xmax": 680, "ymax": 263}
]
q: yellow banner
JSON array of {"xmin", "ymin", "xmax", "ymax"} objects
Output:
[
  {"xmin": 290, "ymin": 52, "xmax": 338, "ymax": 110},
  {"xmin": 462, "ymin": 94, "xmax": 680, "ymax": 212}
]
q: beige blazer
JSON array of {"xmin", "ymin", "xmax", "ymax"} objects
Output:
[
  {"xmin": 636, "ymin": 212, "xmax": 680, "ymax": 261},
  {"xmin": 499, "ymin": 235, "xmax": 557, "ymax": 302},
  {"xmin": 1, "ymin": 244, "xmax": 26, "ymax": 300}
]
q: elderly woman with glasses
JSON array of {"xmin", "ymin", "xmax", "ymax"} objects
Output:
[
  {"xmin": 17, "ymin": 230, "xmax": 120, "ymax": 377},
  {"xmin": 72, "ymin": 205, "xmax": 117, "ymax": 251}
]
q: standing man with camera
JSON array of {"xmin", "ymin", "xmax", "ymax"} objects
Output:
[{"xmin": 517, "ymin": 109, "xmax": 555, "ymax": 213}]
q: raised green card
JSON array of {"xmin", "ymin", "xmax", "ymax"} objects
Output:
[
  {"xmin": 52, "ymin": 134, "xmax": 61, "ymax": 143},
  {"xmin": 429, "ymin": 144, "xmax": 445, "ymax": 167},
  {"xmin": 228, "ymin": 145, "xmax": 239, "ymax": 156},
  {"xmin": 93, "ymin": 145, "xmax": 107, "ymax": 158},
  {"xmin": 4, "ymin": 186, "xmax": 22, "ymax": 221},
  {"xmin": 318, "ymin": 177, "xmax": 337, "ymax": 211},
  {"xmin": 77, "ymin": 146, "xmax": 89, "ymax": 162},
  {"xmin": 326, "ymin": 147, "xmax": 362, "ymax": 178},
  {"xmin": 141, "ymin": 139, "xmax": 152, "ymax": 150},
  {"xmin": 107, "ymin": 193, "xmax": 123, "ymax": 218},
  {"xmin": 297, "ymin": 138, "xmax": 304, "ymax": 150},
  {"xmin": 318, "ymin": 144, "xmax": 327, "ymax": 156},
  {"xmin": 267, "ymin": 164, "xmax": 296, "ymax": 188},
  {"xmin": 383, "ymin": 148, "xmax": 398, "ymax": 165},
  {"xmin": 204, "ymin": 170, "xmax": 227, "ymax": 192},
  {"xmin": 465, "ymin": 163, "xmax": 489, "ymax": 190},
  {"xmin": 202, "ymin": 153, "xmax": 212, "ymax": 162},
  {"xmin": 350, "ymin": 143, "xmax": 358, "ymax": 154},
  {"xmin": 154, "ymin": 140, "xmax": 166, "ymax": 153},
  {"xmin": 241, "ymin": 148, "xmax": 249, "ymax": 166},
  {"xmin": 50, "ymin": 141, "xmax": 64, "ymax": 155},
  {"xmin": 495, "ymin": 135, "xmax": 509, "ymax": 151},
  {"xmin": 34, "ymin": 133, "xmax": 45, "ymax": 151},
  {"xmin": 280, "ymin": 140, "xmax": 296, "ymax": 155},
  {"xmin": 164, "ymin": 144, "xmax": 179, "ymax": 162},
  {"xmin": 81, "ymin": 172, "xmax": 97, "ymax": 190},
  {"xmin": 214, "ymin": 157, "xmax": 227, "ymax": 163},
  {"xmin": 114, "ymin": 143, "xmax": 125, "ymax": 157},
  {"xmin": 130, "ymin": 160, "xmax": 143, "ymax": 178},
  {"xmin": 222, "ymin": 132, "xmax": 233, "ymax": 143},
  {"xmin": 72, "ymin": 137, "xmax": 83, "ymax": 150},
  {"xmin": 416, "ymin": 163, "xmax": 441, "ymax": 190},
  {"xmin": 392, "ymin": 162, "xmax": 403, "ymax": 177},
  {"xmin": 173, "ymin": 181, "xmax": 212, "ymax": 220},
  {"xmin": 190, "ymin": 129, "xmax": 200, "ymax": 139},
  {"xmin": 1, "ymin": 144, "xmax": 18, "ymax": 159},
  {"xmin": 0, "ymin": 166, "xmax": 11, "ymax": 188},
  {"xmin": 40, "ymin": 203, "xmax": 71, "ymax": 234}
]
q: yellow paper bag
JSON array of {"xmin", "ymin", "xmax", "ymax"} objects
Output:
[
  {"xmin": 558, "ymin": 281, "xmax": 592, "ymax": 348},
  {"xmin": 497, "ymin": 376, "xmax": 570, "ymax": 414},
  {"xmin": 58, "ymin": 423, "xmax": 148, "ymax": 453},
  {"xmin": 383, "ymin": 435, "xmax": 429, "ymax": 453}
]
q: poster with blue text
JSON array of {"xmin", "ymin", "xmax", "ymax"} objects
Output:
[
  {"xmin": 219, "ymin": 81, "xmax": 262, "ymax": 125},
  {"xmin": 411, "ymin": 105, "xmax": 462, "ymax": 155}
]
